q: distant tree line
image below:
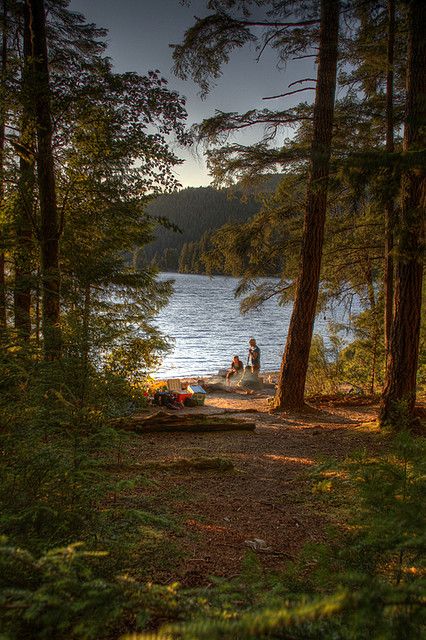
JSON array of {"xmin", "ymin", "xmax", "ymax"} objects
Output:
[{"xmin": 137, "ymin": 175, "xmax": 285, "ymax": 272}]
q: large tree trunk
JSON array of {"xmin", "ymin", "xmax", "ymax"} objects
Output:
[
  {"xmin": 27, "ymin": 0, "xmax": 61, "ymax": 359},
  {"xmin": 14, "ymin": 160, "xmax": 34, "ymax": 340},
  {"xmin": 384, "ymin": 0, "xmax": 395, "ymax": 358},
  {"xmin": 14, "ymin": 1, "xmax": 33, "ymax": 340},
  {"xmin": 0, "ymin": 251, "xmax": 5, "ymax": 331},
  {"xmin": 0, "ymin": 0, "xmax": 8, "ymax": 332},
  {"xmin": 79, "ymin": 283, "xmax": 91, "ymax": 406},
  {"xmin": 274, "ymin": 0, "xmax": 340, "ymax": 410},
  {"xmin": 380, "ymin": 0, "xmax": 425, "ymax": 425}
]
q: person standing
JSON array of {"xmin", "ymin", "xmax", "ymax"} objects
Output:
[{"xmin": 248, "ymin": 337, "xmax": 261, "ymax": 374}]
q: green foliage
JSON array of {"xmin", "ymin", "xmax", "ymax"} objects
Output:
[
  {"xmin": 0, "ymin": 345, "xmax": 190, "ymax": 638},
  {"xmin": 0, "ymin": 541, "xmax": 124, "ymax": 640},
  {"xmin": 0, "ymin": 348, "xmax": 111, "ymax": 550},
  {"xmin": 336, "ymin": 307, "xmax": 385, "ymax": 395},
  {"xmin": 0, "ymin": 539, "xmax": 193, "ymax": 640},
  {"xmin": 305, "ymin": 334, "xmax": 343, "ymax": 395}
]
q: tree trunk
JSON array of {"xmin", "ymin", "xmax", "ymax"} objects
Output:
[
  {"xmin": 274, "ymin": 0, "xmax": 340, "ymax": 410},
  {"xmin": 80, "ymin": 283, "xmax": 91, "ymax": 406},
  {"xmin": 14, "ymin": 157, "xmax": 34, "ymax": 340},
  {"xmin": 380, "ymin": 0, "xmax": 425, "ymax": 425},
  {"xmin": 35, "ymin": 268, "xmax": 40, "ymax": 345},
  {"xmin": 0, "ymin": 0, "xmax": 7, "ymax": 332},
  {"xmin": 384, "ymin": 0, "xmax": 395, "ymax": 358},
  {"xmin": 14, "ymin": 1, "xmax": 33, "ymax": 340},
  {"xmin": 27, "ymin": 0, "xmax": 61, "ymax": 359},
  {"xmin": 364, "ymin": 258, "xmax": 380, "ymax": 396},
  {"xmin": 0, "ymin": 251, "xmax": 5, "ymax": 331}
]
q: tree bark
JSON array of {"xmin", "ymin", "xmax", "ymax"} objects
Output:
[
  {"xmin": 380, "ymin": 0, "xmax": 425, "ymax": 425},
  {"xmin": 80, "ymin": 283, "xmax": 91, "ymax": 405},
  {"xmin": 27, "ymin": 0, "xmax": 61, "ymax": 359},
  {"xmin": 14, "ymin": 0, "xmax": 33, "ymax": 340},
  {"xmin": 384, "ymin": 0, "xmax": 395, "ymax": 358},
  {"xmin": 364, "ymin": 257, "xmax": 380, "ymax": 395},
  {"xmin": 0, "ymin": 0, "xmax": 8, "ymax": 332},
  {"xmin": 35, "ymin": 268, "xmax": 40, "ymax": 345},
  {"xmin": 14, "ymin": 160, "xmax": 34, "ymax": 340},
  {"xmin": 274, "ymin": 0, "xmax": 340, "ymax": 410}
]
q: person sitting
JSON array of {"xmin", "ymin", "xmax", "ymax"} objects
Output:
[{"xmin": 226, "ymin": 355, "xmax": 244, "ymax": 385}]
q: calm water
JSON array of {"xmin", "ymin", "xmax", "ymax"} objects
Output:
[{"xmin": 153, "ymin": 273, "xmax": 348, "ymax": 378}]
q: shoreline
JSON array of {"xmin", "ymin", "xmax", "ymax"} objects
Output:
[{"xmin": 152, "ymin": 370, "xmax": 280, "ymax": 385}]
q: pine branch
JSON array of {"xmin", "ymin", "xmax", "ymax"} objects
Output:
[
  {"xmin": 288, "ymin": 78, "xmax": 317, "ymax": 88},
  {"xmin": 263, "ymin": 87, "xmax": 316, "ymax": 100},
  {"xmin": 234, "ymin": 18, "xmax": 319, "ymax": 29},
  {"xmin": 292, "ymin": 54, "xmax": 318, "ymax": 60}
]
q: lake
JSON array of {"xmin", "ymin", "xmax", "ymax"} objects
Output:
[{"xmin": 154, "ymin": 273, "xmax": 349, "ymax": 378}]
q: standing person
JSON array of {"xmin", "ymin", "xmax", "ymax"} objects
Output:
[
  {"xmin": 226, "ymin": 355, "xmax": 244, "ymax": 384},
  {"xmin": 248, "ymin": 338, "xmax": 261, "ymax": 374}
]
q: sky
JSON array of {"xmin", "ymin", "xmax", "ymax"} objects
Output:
[{"xmin": 69, "ymin": 0, "xmax": 315, "ymax": 188}]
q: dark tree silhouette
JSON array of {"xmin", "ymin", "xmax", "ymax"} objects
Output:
[
  {"xmin": 0, "ymin": 0, "xmax": 7, "ymax": 332},
  {"xmin": 384, "ymin": 0, "xmax": 396, "ymax": 358},
  {"xmin": 380, "ymin": 0, "xmax": 425, "ymax": 425},
  {"xmin": 14, "ymin": 1, "xmax": 34, "ymax": 340},
  {"xmin": 27, "ymin": 0, "xmax": 61, "ymax": 358}
]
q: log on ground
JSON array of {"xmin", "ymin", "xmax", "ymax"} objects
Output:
[{"xmin": 111, "ymin": 410, "xmax": 256, "ymax": 433}]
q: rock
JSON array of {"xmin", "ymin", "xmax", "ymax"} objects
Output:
[
  {"xmin": 238, "ymin": 368, "xmax": 263, "ymax": 390},
  {"xmin": 244, "ymin": 538, "xmax": 272, "ymax": 551}
]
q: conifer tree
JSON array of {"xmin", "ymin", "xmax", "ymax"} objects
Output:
[
  {"xmin": 384, "ymin": 0, "xmax": 396, "ymax": 356},
  {"xmin": 27, "ymin": 0, "xmax": 61, "ymax": 359},
  {"xmin": 274, "ymin": 0, "xmax": 340, "ymax": 410},
  {"xmin": 380, "ymin": 0, "xmax": 425, "ymax": 425},
  {"xmin": 173, "ymin": 0, "xmax": 342, "ymax": 409},
  {"xmin": 0, "ymin": 0, "xmax": 7, "ymax": 332},
  {"xmin": 14, "ymin": 0, "xmax": 34, "ymax": 340}
]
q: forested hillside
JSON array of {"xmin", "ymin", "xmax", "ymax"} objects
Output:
[{"xmin": 138, "ymin": 186, "xmax": 260, "ymax": 271}]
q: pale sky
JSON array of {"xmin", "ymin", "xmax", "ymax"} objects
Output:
[{"xmin": 69, "ymin": 0, "xmax": 316, "ymax": 187}]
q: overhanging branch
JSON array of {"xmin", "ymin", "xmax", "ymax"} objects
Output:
[{"xmin": 263, "ymin": 87, "xmax": 316, "ymax": 100}]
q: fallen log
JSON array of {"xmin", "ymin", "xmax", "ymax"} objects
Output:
[
  {"xmin": 111, "ymin": 410, "xmax": 256, "ymax": 434},
  {"xmin": 158, "ymin": 457, "xmax": 234, "ymax": 471},
  {"xmin": 119, "ymin": 420, "xmax": 256, "ymax": 434}
]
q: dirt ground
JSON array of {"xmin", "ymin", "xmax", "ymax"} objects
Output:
[{"xmin": 118, "ymin": 385, "xmax": 385, "ymax": 585}]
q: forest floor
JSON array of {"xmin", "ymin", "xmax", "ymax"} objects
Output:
[{"xmin": 111, "ymin": 385, "xmax": 389, "ymax": 586}]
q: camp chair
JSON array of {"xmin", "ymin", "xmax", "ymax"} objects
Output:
[{"xmin": 166, "ymin": 378, "xmax": 182, "ymax": 392}]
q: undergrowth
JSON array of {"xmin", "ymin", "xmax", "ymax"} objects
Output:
[
  {"xmin": 128, "ymin": 430, "xmax": 426, "ymax": 640},
  {"xmin": 1, "ymin": 347, "xmax": 424, "ymax": 639}
]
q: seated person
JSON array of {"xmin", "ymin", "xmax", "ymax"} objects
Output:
[{"xmin": 226, "ymin": 355, "xmax": 244, "ymax": 384}]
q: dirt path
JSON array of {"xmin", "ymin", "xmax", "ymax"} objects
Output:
[{"xmin": 118, "ymin": 388, "xmax": 384, "ymax": 585}]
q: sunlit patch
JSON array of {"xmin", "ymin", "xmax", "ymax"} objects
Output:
[
  {"xmin": 404, "ymin": 567, "xmax": 424, "ymax": 576},
  {"xmin": 186, "ymin": 519, "xmax": 229, "ymax": 533},
  {"xmin": 321, "ymin": 470, "xmax": 348, "ymax": 479},
  {"xmin": 264, "ymin": 454, "xmax": 314, "ymax": 465}
]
